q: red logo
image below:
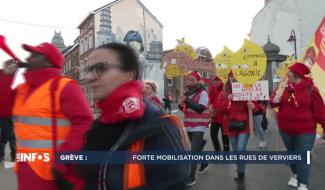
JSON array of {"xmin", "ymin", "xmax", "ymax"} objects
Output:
[{"xmin": 119, "ymin": 97, "xmax": 140, "ymax": 113}]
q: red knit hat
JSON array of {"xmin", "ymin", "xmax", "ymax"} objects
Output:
[
  {"xmin": 188, "ymin": 71, "xmax": 201, "ymax": 81},
  {"xmin": 228, "ymin": 70, "xmax": 234, "ymax": 78},
  {"xmin": 22, "ymin": 42, "xmax": 64, "ymax": 68},
  {"xmin": 214, "ymin": 76, "xmax": 222, "ymax": 81},
  {"xmin": 288, "ymin": 62, "xmax": 310, "ymax": 78}
]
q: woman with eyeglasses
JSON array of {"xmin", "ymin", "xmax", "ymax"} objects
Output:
[{"xmin": 80, "ymin": 43, "xmax": 189, "ymax": 190}]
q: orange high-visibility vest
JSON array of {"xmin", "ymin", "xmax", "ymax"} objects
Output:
[
  {"xmin": 124, "ymin": 139, "xmax": 146, "ymax": 190},
  {"xmin": 13, "ymin": 77, "xmax": 72, "ymax": 180},
  {"xmin": 123, "ymin": 114, "xmax": 189, "ymax": 189}
]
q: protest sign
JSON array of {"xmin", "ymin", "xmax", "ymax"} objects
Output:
[{"xmin": 232, "ymin": 80, "xmax": 269, "ymax": 101}]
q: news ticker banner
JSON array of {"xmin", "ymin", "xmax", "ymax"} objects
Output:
[{"xmin": 20, "ymin": 151, "xmax": 312, "ymax": 165}]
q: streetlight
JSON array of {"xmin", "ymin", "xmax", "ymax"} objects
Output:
[{"xmin": 287, "ymin": 30, "xmax": 297, "ymax": 59}]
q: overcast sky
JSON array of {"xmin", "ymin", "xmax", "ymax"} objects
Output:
[{"xmin": 0, "ymin": 0, "xmax": 264, "ymax": 64}]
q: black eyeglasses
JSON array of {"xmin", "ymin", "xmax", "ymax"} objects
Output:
[{"xmin": 84, "ymin": 62, "xmax": 122, "ymax": 77}]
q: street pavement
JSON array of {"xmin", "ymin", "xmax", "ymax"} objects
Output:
[{"xmin": 1, "ymin": 111, "xmax": 325, "ymax": 190}]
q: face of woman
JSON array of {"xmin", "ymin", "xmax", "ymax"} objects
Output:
[
  {"xmin": 144, "ymin": 84, "xmax": 154, "ymax": 97},
  {"xmin": 87, "ymin": 49, "xmax": 134, "ymax": 100},
  {"xmin": 228, "ymin": 75, "xmax": 235, "ymax": 83},
  {"xmin": 187, "ymin": 75, "xmax": 199, "ymax": 87},
  {"xmin": 287, "ymin": 71, "xmax": 298, "ymax": 83}
]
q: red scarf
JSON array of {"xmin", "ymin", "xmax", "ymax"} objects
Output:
[
  {"xmin": 97, "ymin": 80, "xmax": 145, "ymax": 124},
  {"xmin": 24, "ymin": 68, "xmax": 61, "ymax": 87}
]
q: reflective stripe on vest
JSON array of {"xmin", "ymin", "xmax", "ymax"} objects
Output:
[
  {"xmin": 13, "ymin": 116, "xmax": 71, "ymax": 127},
  {"xmin": 184, "ymin": 109, "xmax": 210, "ymax": 127},
  {"xmin": 124, "ymin": 139, "xmax": 146, "ymax": 190},
  {"xmin": 184, "ymin": 118, "xmax": 210, "ymax": 123},
  {"xmin": 183, "ymin": 89, "xmax": 210, "ymax": 128},
  {"xmin": 12, "ymin": 77, "xmax": 72, "ymax": 180},
  {"xmin": 17, "ymin": 140, "xmax": 64, "ymax": 149}
]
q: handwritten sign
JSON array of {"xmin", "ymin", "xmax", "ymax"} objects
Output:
[
  {"xmin": 232, "ymin": 80, "xmax": 269, "ymax": 101},
  {"xmin": 231, "ymin": 39, "xmax": 267, "ymax": 85}
]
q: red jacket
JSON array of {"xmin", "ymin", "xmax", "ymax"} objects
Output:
[
  {"xmin": 0, "ymin": 70, "xmax": 15, "ymax": 118},
  {"xmin": 216, "ymin": 91, "xmax": 258, "ymax": 137},
  {"xmin": 270, "ymin": 79, "xmax": 325, "ymax": 135},
  {"xmin": 208, "ymin": 82, "xmax": 224, "ymax": 105},
  {"xmin": 150, "ymin": 95, "xmax": 162, "ymax": 107},
  {"xmin": 215, "ymin": 91, "xmax": 229, "ymax": 135},
  {"xmin": 211, "ymin": 83, "xmax": 225, "ymax": 124}
]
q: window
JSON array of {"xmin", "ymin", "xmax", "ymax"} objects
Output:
[
  {"xmin": 80, "ymin": 39, "xmax": 84, "ymax": 54},
  {"xmin": 167, "ymin": 78, "xmax": 173, "ymax": 86},
  {"xmin": 85, "ymin": 58, "xmax": 88, "ymax": 68},
  {"xmin": 68, "ymin": 59, "xmax": 71, "ymax": 70},
  {"xmin": 89, "ymin": 33, "xmax": 93, "ymax": 49},
  {"xmin": 80, "ymin": 60, "xmax": 84, "ymax": 79},
  {"xmin": 84, "ymin": 36, "xmax": 88, "ymax": 52}
]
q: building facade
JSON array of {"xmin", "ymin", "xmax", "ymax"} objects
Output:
[
  {"xmin": 63, "ymin": 44, "xmax": 80, "ymax": 82},
  {"xmin": 61, "ymin": 0, "xmax": 164, "ymax": 113},
  {"xmin": 51, "ymin": 31, "xmax": 66, "ymax": 52},
  {"xmin": 249, "ymin": 0, "xmax": 325, "ymax": 58}
]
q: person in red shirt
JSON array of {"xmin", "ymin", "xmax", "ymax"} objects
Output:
[
  {"xmin": 0, "ymin": 42, "xmax": 93, "ymax": 190},
  {"xmin": 0, "ymin": 62, "xmax": 16, "ymax": 162},
  {"xmin": 216, "ymin": 71, "xmax": 256, "ymax": 189},
  {"xmin": 270, "ymin": 62, "xmax": 325, "ymax": 190},
  {"xmin": 209, "ymin": 76, "xmax": 230, "ymax": 152},
  {"xmin": 144, "ymin": 80, "xmax": 162, "ymax": 107}
]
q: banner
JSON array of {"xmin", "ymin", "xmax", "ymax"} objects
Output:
[
  {"xmin": 55, "ymin": 151, "xmax": 309, "ymax": 165},
  {"xmin": 213, "ymin": 47, "xmax": 233, "ymax": 83},
  {"xmin": 232, "ymin": 80, "xmax": 269, "ymax": 101},
  {"xmin": 231, "ymin": 39, "xmax": 267, "ymax": 86},
  {"xmin": 299, "ymin": 16, "xmax": 325, "ymax": 136},
  {"xmin": 315, "ymin": 17, "xmax": 325, "ymax": 72}
]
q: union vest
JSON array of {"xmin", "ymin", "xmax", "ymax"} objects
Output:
[{"xmin": 13, "ymin": 77, "xmax": 72, "ymax": 180}]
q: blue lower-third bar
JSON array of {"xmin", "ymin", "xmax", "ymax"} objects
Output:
[{"xmin": 55, "ymin": 151, "xmax": 309, "ymax": 165}]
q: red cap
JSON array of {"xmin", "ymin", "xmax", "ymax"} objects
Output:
[
  {"xmin": 22, "ymin": 42, "xmax": 64, "ymax": 68},
  {"xmin": 188, "ymin": 71, "xmax": 201, "ymax": 81},
  {"xmin": 288, "ymin": 62, "xmax": 310, "ymax": 78}
]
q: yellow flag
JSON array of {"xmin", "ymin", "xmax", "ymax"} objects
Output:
[
  {"xmin": 173, "ymin": 38, "xmax": 198, "ymax": 60},
  {"xmin": 231, "ymin": 39, "xmax": 267, "ymax": 85},
  {"xmin": 213, "ymin": 47, "xmax": 233, "ymax": 83}
]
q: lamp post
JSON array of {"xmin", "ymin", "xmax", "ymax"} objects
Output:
[{"xmin": 287, "ymin": 30, "xmax": 297, "ymax": 59}]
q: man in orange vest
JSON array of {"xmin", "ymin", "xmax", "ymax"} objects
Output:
[{"xmin": 0, "ymin": 42, "xmax": 93, "ymax": 190}]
